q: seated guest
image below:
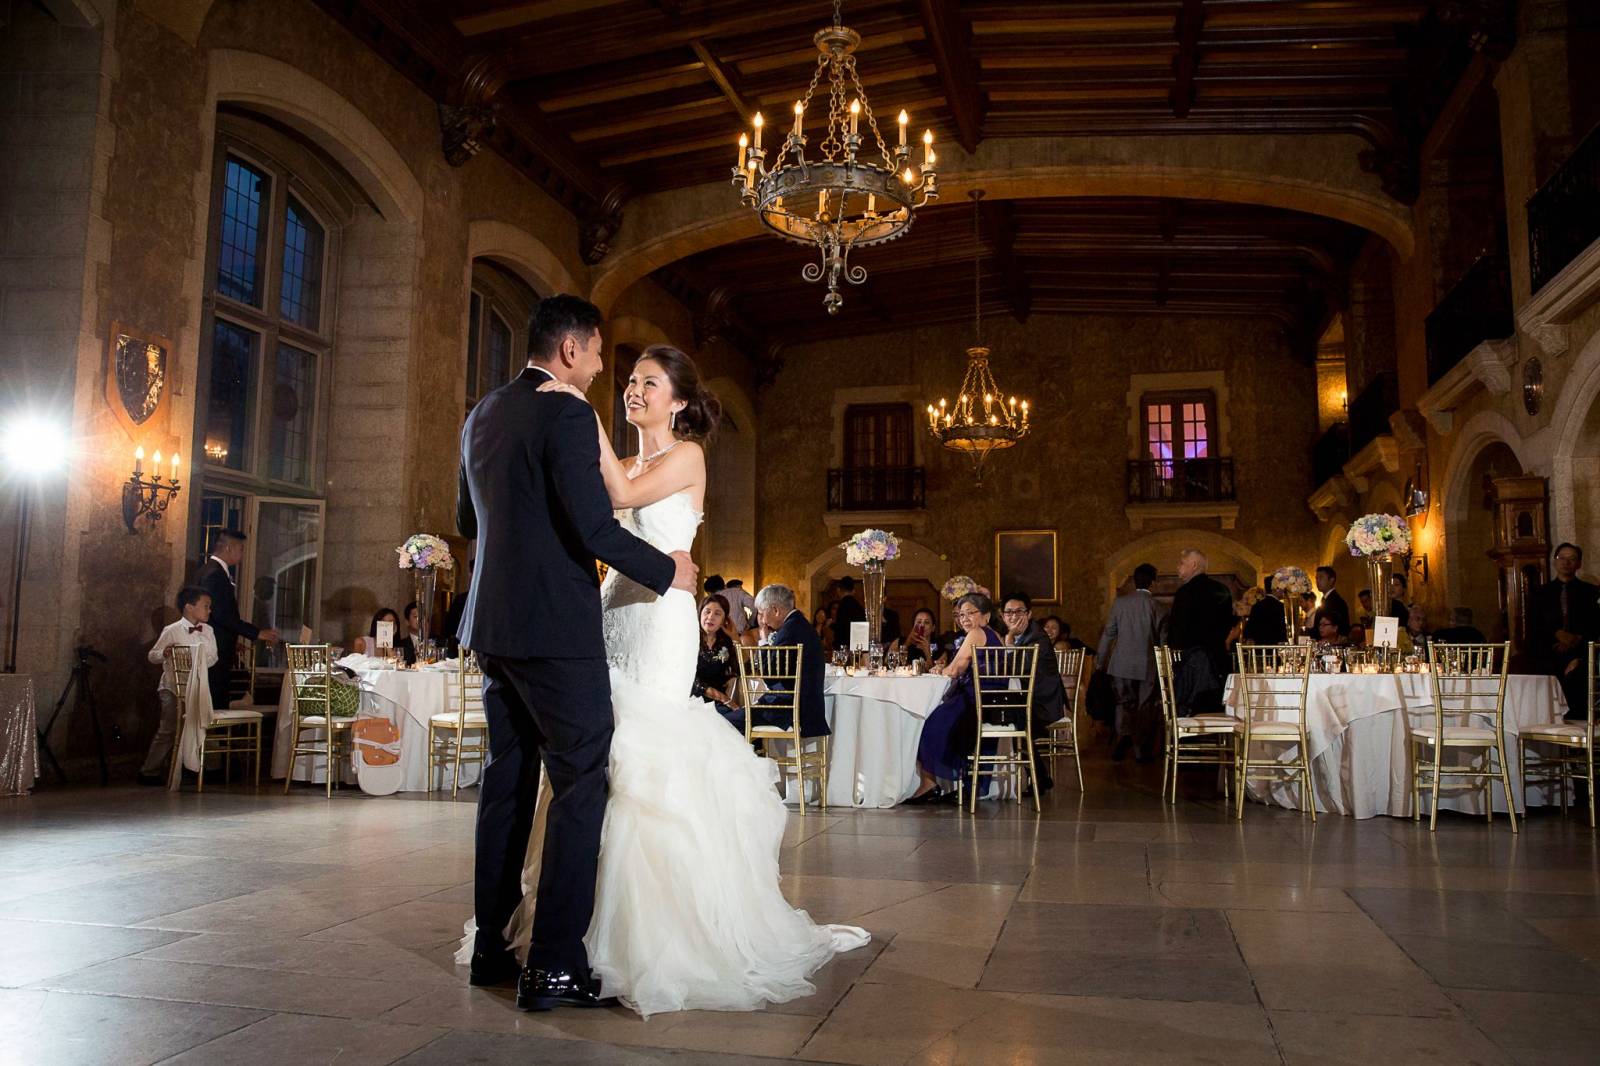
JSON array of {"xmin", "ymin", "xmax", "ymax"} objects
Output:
[
  {"xmin": 1242, "ymin": 581, "xmax": 1288, "ymax": 645},
  {"xmin": 831, "ymin": 577, "xmax": 865, "ymax": 650},
  {"xmin": 1001, "ymin": 592, "xmax": 1062, "ymax": 793},
  {"xmin": 1041, "ymin": 615, "xmax": 1066, "ymax": 650},
  {"xmin": 1388, "ymin": 574, "xmax": 1412, "ymax": 629},
  {"xmin": 355, "ymin": 607, "xmax": 415, "ymax": 664},
  {"xmin": 880, "ymin": 602, "xmax": 903, "ymax": 647},
  {"xmin": 443, "ymin": 557, "xmax": 473, "ymax": 657},
  {"xmin": 1313, "ymin": 609, "xmax": 1350, "ymax": 647},
  {"xmin": 404, "ymin": 600, "xmax": 425, "ymax": 654},
  {"xmin": 1348, "ymin": 623, "xmax": 1367, "ymax": 647},
  {"xmin": 1357, "ymin": 588, "xmax": 1375, "ymax": 629},
  {"xmin": 137, "ymin": 586, "xmax": 219, "ymax": 786},
  {"xmin": 1057, "ymin": 621, "xmax": 1089, "ymax": 651},
  {"xmin": 718, "ymin": 584, "xmax": 827, "ymax": 739},
  {"xmin": 812, "ymin": 608, "xmax": 834, "ymax": 650},
  {"xmin": 1529, "ymin": 543, "xmax": 1597, "ymax": 721},
  {"xmin": 902, "ymin": 607, "xmax": 947, "ymax": 666},
  {"xmin": 905, "ymin": 592, "xmax": 1002, "ymax": 805},
  {"xmin": 692, "ymin": 595, "xmax": 740, "ymax": 709},
  {"xmin": 1433, "ymin": 606, "xmax": 1487, "ymax": 645}
]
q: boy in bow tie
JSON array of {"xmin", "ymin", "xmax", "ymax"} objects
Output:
[{"xmin": 138, "ymin": 586, "xmax": 219, "ymax": 785}]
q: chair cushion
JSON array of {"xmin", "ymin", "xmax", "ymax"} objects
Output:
[
  {"xmin": 1177, "ymin": 716, "xmax": 1242, "ymax": 734},
  {"xmin": 430, "ymin": 711, "xmax": 487, "ymax": 727},
  {"xmin": 1409, "ymin": 725, "xmax": 1497, "ymax": 744},
  {"xmin": 750, "ymin": 725, "xmax": 792, "ymax": 735},
  {"xmin": 1521, "ymin": 723, "xmax": 1592, "ymax": 744},
  {"xmin": 980, "ymin": 723, "xmax": 1025, "ymax": 736},
  {"xmin": 210, "ymin": 709, "xmax": 263, "ymax": 723},
  {"xmin": 294, "ymin": 715, "xmax": 353, "ymax": 729},
  {"xmin": 1246, "ymin": 720, "xmax": 1304, "ymax": 738}
]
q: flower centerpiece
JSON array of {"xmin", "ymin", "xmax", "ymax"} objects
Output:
[
  {"xmin": 1345, "ymin": 513, "xmax": 1412, "ymax": 618},
  {"xmin": 941, "ymin": 574, "xmax": 989, "ymax": 601},
  {"xmin": 397, "ymin": 534, "xmax": 454, "ymax": 657},
  {"xmin": 840, "ymin": 529, "xmax": 900, "ymax": 647},
  {"xmin": 1271, "ymin": 565, "xmax": 1312, "ymax": 639}
]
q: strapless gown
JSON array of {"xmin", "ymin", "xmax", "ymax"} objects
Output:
[{"xmin": 460, "ymin": 492, "xmax": 868, "ymax": 1017}]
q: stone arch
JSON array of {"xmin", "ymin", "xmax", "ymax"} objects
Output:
[
  {"xmin": 207, "ymin": 50, "xmax": 424, "ymax": 225},
  {"xmin": 801, "ymin": 537, "xmax": 951, "ymax": 619},
  {"xmin": 466, "ymin": 219, "xmax": 577, "ymax": 297},
  {"xmin": 1103, "ymin": 529, "xmax": 1263, "ymax": 608},
  {"xmin": 702, "ymin": 376, "xmax": 757, "ymax": 589},
  {"xmin": 1439, "ymin": 414, "xmax": 1530, "ymax": 634},
  {"xmin": 590, "ymin": 137, "xmax": 1414, "ymax": 311},
  {"xmin": 1548, "ymin": 326, "xmax": 1600, "ymax": 552}
]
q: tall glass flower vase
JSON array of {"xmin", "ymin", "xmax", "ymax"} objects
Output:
[
  {"xmin": 862, "ymin": 560, "xmax": 887, "ymax": 649},
  {"xmin": 413, "ymin": 569, "xmax": 437, "ymax": 655},
  {"xmin": 1366, "ymin": 556, "xmax": 1392, "ymax": 618}
]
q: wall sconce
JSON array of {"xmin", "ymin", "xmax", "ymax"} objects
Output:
[
  {"xmin": 123, "ymin": 445, "xmax": 182, "ymax": 533},
  {"xmin": 1408, "ymin": 553, "xmax": 1429, "ymax": 584},
  {"xmin": 1403, "ymin": 463, "xmax": 1429, "ymax": 518}
]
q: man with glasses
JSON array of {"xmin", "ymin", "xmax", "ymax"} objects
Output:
[
  {"xmin": 1001, "ymin": 592, "xmax": 1063, "ymax": 795},
  {"xmin": 1530, "ymin": 543, "xmax": 1598, "ymax": 721}
]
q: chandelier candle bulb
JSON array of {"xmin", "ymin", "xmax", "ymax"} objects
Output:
[
  {"xmin": 793, "ymin": 100, "xmax": 803, "ymax": 135},
  {"xmin": 898, "ymin": 109, "xmax": 907, "ymax": 146},
  {"xmin": 133, "ymin": 445, "xmax": 144, "ymax": 476},
  {"xmin": 752, "ymin": 111, "xmax": 763, "ymax": 150},
  {"xmin": 737, "ymin": 132, "xmax": 747, "ymax": 170},
  {"xmin": 849, "ymin": 98, "xmax": 859, "ymax": 134},
  {"xmin": 923, "ymin": 129, "xmax": 933, "ymax": 165},
  {"xmin": 866, "ymin": 193, "xmax": 876, "ymax": 214}
]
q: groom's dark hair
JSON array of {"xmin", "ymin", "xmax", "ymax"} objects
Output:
[{"xmin": 528, "ymin": 295, "xmax": 603, "ymax": 363}]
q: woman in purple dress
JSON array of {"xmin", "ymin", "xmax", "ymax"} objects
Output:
[{"xmin": 904, "ymin": 592, "xmax": 1001, "ymax": 806}]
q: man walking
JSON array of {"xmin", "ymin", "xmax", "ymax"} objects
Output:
[{"xmin": 1097, "ymin": 563, "xmax": 1168, "ymax": 760}]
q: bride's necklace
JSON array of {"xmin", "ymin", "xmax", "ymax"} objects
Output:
[{"xmin": 634, "ymin": 438, "xmax": 681, "ymax": 468}]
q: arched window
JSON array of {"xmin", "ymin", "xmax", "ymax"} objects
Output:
[
  {"xmin": 465, "ymin": 258, "xmax": 538, "ymax": 413},
  {"xmin": 194, "ymin": 112, "xmax": 361, "ymax": 659}
]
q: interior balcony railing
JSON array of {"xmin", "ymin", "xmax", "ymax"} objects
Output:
[
  {"xmin": 1347, "ymin": 372, "xmax": 1398, "ymax": 456},
  {"xmin": 827, "ymin": 466, "xmax": 925, "ymax": 511},
  {"xmin": 1425, "ymin": 250, "xmax": 1513, "ymax": 385},
  {"xmin": 1313, "ymin": 423, "xmax": 1350, "ymax": 486},
  {"xmin": 1529, "ymin": 121, "xmax": 1600, "ymax": 293},
  {"xmin": 1126, "ymin": 458, "xmax": 1236, "ymax": 504}
]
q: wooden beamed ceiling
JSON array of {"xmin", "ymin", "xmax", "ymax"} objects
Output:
[{"xmin": 660, "ymin": 195, "xmax": 1366, "ymax": 358}]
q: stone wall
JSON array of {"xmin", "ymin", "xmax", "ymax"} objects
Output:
[{"xmin": 756, "ymin": 314, "xmax": 1322, "ymax": 640}]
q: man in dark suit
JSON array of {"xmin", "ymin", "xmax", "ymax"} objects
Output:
[
  {"xmin": 831, "ymin": 577, "xmax": 865, "ymax": 650},
  {"xmin": 444, "ymin": 556, "xmax": 473, "ymax": 658},
  {"xmin": 192, "ymin": 529, "xmax": 278, "ymax": 708},
  {"xmin": 1529, "ymin": 543, "xmax": 1599, "ymax": 721},
  {"xmin": 1313, "ymin": 566, "xmax": 1350, "ymax": 633},
  {"xmin": 1242, "ymin": 582, "xmax": 1288, "ymax": 646},
  {"xmin": 456, "ymin": 294, "xmax": 698, "ymax": 1010},
  {"xmin": 1168, "ymin": 549, "xmax": 1235, "ymax": 715},
  {"xmin": 720, "ymin": 583, "xmax": 829, "ymax": 740},
  {"xmin": 1001, "ymin": 592, "xmax": 1063, "ymax": 791}
]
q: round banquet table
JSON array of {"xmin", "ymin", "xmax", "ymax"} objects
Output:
[
  {"xmin": 820, "ymin": 670, "xmax": 951, "ymax": 808},
  {"xmin": 1222, "ymin": 671, "xmax": 1568, "ymax": 819},
  {"xmin": 270, "ymin": 658, "xmax": 481, "ymax": 793}
]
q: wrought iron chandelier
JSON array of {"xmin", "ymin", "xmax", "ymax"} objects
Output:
[
  {"xmin": 927, "ymin": 190, "xmax": 1030, "ymax": 485},
  {"xmin": 731, "ymin": 0, "xmax": 938, "ymax": 314}
]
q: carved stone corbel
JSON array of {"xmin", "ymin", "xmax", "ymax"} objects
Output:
[
  {"xmin": 755, "ymin": 341, "xmax": 786, "ymax": 389},
  {"xmin": 440, "ymin": 55, "xmax": 509, "ymax": 166},
  {"xmin": 1359, "ymin": 145, "xmax": 1420, "ymax": 205},
  {"xmin": 579, "ymin": 184, "xmax": 628, "ymax": 266},
  {"xmin": 693, "ymin": 286, "xmax": 738, "ymax": 350},
  {"xmin": 1388, "ymin": 408, "xmax": 1429, "ymax": 453}
]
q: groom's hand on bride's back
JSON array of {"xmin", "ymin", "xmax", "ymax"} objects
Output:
[{"xmin": 670, "ymin": 551, "xmax": 698, "ymax": 593}]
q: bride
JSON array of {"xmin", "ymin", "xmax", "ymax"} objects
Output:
[{"xmin": 462, "ymin": 343, "xmax": 868, "ymax": 1018}]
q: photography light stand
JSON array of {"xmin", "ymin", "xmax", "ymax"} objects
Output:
[{"xmin": 4, "ymin": 483, "xmax": 30, "ymax": 675}]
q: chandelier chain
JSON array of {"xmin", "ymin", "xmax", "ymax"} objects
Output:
[{"xmin": 972, "ymin": 192, "xmax": 982, "ymax": 343}]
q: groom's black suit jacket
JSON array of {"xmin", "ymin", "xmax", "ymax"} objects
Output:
[{"xmin": 456, "ymin": 367, "xmax": 676, "ymax": 657}]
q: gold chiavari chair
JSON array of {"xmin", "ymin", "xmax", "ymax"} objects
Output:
[
  {"xmin": 429, "ymin": 651, "xmax": 488, "ymax": 797},
  {"xmin": 164, "ymin": 644, "xmax": 196, "ymax": 787},
  {"xmin": 966, "ymin": 643, "xmax": 1042, "ymax": 813},
  {"xmin": 734, "ymin": 644, "xmax": 828, "ymax": 815},
  {"xmin": 1034, "ymin": 647, "xmax": 1086, "ymax": 790},
  {"xmin": 1411, "ymin": 642, "xmax": 1516, "ymax": 832},
  {"xmin": 164, "ymin": 645, "xmax": 264, "ymax": 790},
  {"xmin": 1155, "ymin": 646, "xmax": 1241, "ymax": 804},
  {"xmin": 1233, "ymin": 644, "xmax": 1316, "ymax": 821},
  {"xmin": 283, "ymin": 644, "xmax": 353, "ymax": 797},
  {"xmin": 1519, "ymin": 642, "xmax": 1597, "ymax": 827}
]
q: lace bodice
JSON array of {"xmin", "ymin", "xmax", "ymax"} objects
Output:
[{"xmin": 601, "ymin": 492, "xmax": 702, "ymax": 689}]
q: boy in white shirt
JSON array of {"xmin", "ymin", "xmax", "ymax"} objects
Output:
[{"xmin": 138, "ymin": 586, "xmax": 219, "ymax": 785}]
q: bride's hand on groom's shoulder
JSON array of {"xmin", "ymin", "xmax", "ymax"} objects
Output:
[{"xmin": 537, "ymin": 380, "xmax": 589, "ymax": 404}]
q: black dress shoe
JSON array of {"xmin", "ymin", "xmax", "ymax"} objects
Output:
[
  {"xmin": 516, "ymin": 968, "xmax": 618, "ymax": 1012},
  {"xmin": 902, "ymin": 787, "xmax": 946, "ymax": 807},
  {"xmin": 468, "ymin": 949, "xmax": 520, "ymax": 988}
]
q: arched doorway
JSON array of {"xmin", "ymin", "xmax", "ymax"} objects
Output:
[{"xmin": 1446, "ymin": 441, "xmax": 1523, "ymax": 640}]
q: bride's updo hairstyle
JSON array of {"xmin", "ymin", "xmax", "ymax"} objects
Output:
[{"xmin": 638, "ymin": 345, "xmax": 722, "ymax": 444}]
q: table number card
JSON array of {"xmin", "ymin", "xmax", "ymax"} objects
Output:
[
  {"xmin": 849, "ymin": 621, "xmax": 870, "ymax": 651},
  {"xmin": 1372, "ymin": 617, "xmax": 1399, "ymax": 649},
  {"xmin": 375, "ymin": 620, "xmax": 395, "ymax": 650}
]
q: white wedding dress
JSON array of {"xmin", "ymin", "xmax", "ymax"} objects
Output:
[{"xmin": 460, "ymin": 492, "xmax": 868, "ymax": 1018}]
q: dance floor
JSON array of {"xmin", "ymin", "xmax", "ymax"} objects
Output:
[{"xmin": 3, "ymin": 759, "xmax": 1598, "ymax": 1066}]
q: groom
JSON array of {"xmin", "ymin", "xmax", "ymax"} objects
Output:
[{"xmin": 457, "ymin": 294, "xmax": 698, "ymax": 1010}]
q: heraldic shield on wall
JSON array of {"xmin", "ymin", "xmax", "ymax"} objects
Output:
[{"xmin": 105, "ymin": 321, "xmax": 176, "ymax": 440}]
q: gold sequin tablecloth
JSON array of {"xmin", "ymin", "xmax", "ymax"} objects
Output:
[{"xmin": 0, "ymin": 674, "xmax": 38, "ymax": 796}]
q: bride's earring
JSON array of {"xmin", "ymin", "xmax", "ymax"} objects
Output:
[{"xmin": 671, "ymin": 408, "xmax": 678, "ymax": 432}]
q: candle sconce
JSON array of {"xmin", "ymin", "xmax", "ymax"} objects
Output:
[
  {"xmin": 1408, "ymin": 553, "xmax": 1429, "ymax": 584},
  {"xmin": 123, "ymin": 445, "xmax": 182, "ymax": 533}
]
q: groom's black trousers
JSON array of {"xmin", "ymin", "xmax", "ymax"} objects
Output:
[{"xmin": 474, "ymin": 653, "xmax": 611, "ymax": 976}]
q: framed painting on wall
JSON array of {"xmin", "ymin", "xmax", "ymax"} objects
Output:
[{"xmin": 995, "ymin": 530, "xmax": 1058, "ymax": 605}]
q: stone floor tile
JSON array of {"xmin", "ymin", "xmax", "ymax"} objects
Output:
[
  {"xmin": 0, "ymin": 918, "xmax": 189, "ymax": 987},
  {"xmin": 305, "ymin": 899, "xmax": 474, "ymax": 949},
  {"xmin": 1155, "ymin": 881, "xmax": 1359, "ymax": 911},
  {"xmin": 1388, "ymin": 932, "xmax": 1600, "ymax": 992},
  {"xmin": 390, "ymin": 1028, "xmax": 818, "ymax": 1064},
  {"xmin": 844, "ymin": 882, "xmax": 1017, "ymax": 946},
  {"xmin": 133, "ymin": 932, "xmax": 461, "ymax": 985},
  {"xmin": 1269, "ymin": 1008, "xmax": 1512, "ymax": 1066},
  {"xmin": 1453, "ymin": 988, "xmax": 1600, "ymax": 1066},
  {"xmin": 160, "ymin": 1013, "xmax": 446, "ymax": 1066},
  {"xmin": 0, "ymin": 987, "xmax": 268, "ymax": 1066}
]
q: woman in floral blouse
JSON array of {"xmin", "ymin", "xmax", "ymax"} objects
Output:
[{"xmin": 692, "ymin": 594, "xmax": 740, "ymax": 708}]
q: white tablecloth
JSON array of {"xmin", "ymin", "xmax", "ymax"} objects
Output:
[
  {"xmin": 271, "ymin": 660, "xmax": 481, "ymax": 793},
  {"xmin": 820, "ymin": 672, "xmax": 950, "ymax": 808},
  {"xmin": 1223, "ymin": 672, "xmax": 1568, "ymax": 819}
]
